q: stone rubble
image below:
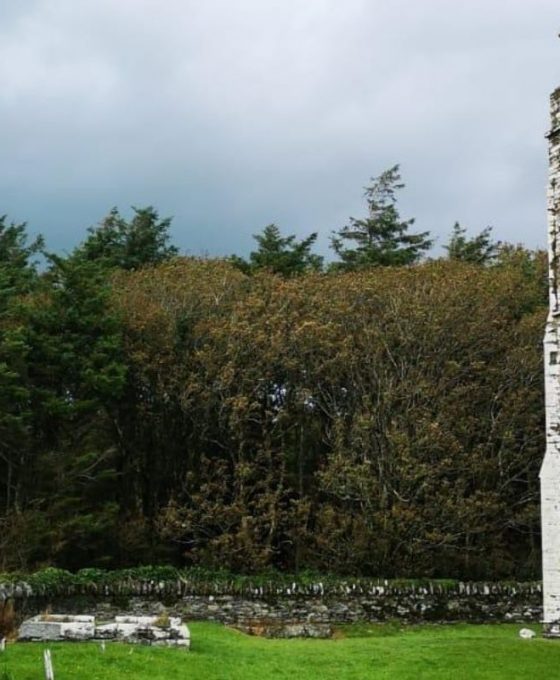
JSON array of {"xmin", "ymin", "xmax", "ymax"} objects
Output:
[{"xmin": 235, "ymin": 621, "xmax": 333, "ymax": 638}]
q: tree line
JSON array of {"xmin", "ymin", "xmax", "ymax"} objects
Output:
[
  {"xmin": 0, "ymin": 168, "xmax": 547, "ymax": 579},
  {"xmin": 232, "ymin": 166, "xmax": 500, "ymax": 275}
]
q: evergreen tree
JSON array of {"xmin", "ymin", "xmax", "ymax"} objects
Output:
[
  {"xmin": 231, "ymin": 224, "xmax": 323, "ymax": 277},
  {"xmin": 18, "ymin": 255, "xmax": 128, "ymax": 568},
  {"xmin": 0, "ymin": 217, "xmax": 43, "ymax": 519},
  {"xmin": 74, "ymin": 206, "xmax": 178, "ymax": 270},
  {"xmin": 330, "ymin": 165, "xmax": 432, "ymax": 270},
  {"xmin": 0, "ymin": 215, "xmax": 44, "ymax": 294},
  {"xmin": 444, "ymin": 222, "xmax": 500, "ymax": 265}
]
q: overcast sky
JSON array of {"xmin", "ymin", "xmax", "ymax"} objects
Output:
[{"xmin": 0, "ymin": 0, "xmax": 559, "ymax": 258}]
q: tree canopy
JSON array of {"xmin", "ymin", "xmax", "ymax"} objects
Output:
[{"xmin": 0, "ymin": 204, "xmax": 546, "ymax": 581}]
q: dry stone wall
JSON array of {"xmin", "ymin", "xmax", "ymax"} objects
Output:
[{"xmin": 2, "ymin": 581, "xmax": 543, "ymax": 628}]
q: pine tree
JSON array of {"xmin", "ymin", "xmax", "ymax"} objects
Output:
[
  {"xmin": 231, "ymin": 224, "xmax": 323, "ymax": 277},
  {"xmin": 330, "ymin": 165, "xmax": 432, "ymax": 270},
  {"xmin": 0, "ymin": 216, "xmax": 43, "ymax": 518},
  {"xmin": 444, "ymin": 222, "xmax": 500, "ymax": 265},
  {"xmin": 74, "ymin": 206, "xmax": 178, "ymax": 270}
]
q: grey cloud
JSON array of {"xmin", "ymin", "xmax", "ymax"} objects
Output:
[{"xmin": 0, "ymin": 0, "xmax": 558, "ymax": 256}]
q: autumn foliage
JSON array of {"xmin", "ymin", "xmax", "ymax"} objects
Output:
[
  {"xmin": 0, "ymin": 220, "xmax": 548, "ymax": 578},
  {"xmin": 107, "ymin": 256, "xmax": 546, "ymax": 578}
]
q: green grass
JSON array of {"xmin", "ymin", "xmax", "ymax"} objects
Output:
[{"xmin": 1, "ymin": 622, "xmax": 559, "ymax": 679}]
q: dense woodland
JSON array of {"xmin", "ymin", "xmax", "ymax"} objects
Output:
[{"xmin": 0, "ymin": 168, "xmax": 548, "ymax": 579}]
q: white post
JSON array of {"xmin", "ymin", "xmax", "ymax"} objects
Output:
[
  {"xmin": 0, "ymin": 637, "xmax": 5, "ymax": 652},
  {"xmin": 43, "ymin": 648, "xmax": 54, "ymax": 680},
  {"xmin": 541, "ymin": 85, "xmax": 560, "ymax": 637}
]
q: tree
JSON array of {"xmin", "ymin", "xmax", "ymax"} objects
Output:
[
  {"xmin": 0, "ymin": 207, "xmax": 550, "ymax": 579},
  {"xmin": 444, "ymin": 222, "xmax": 500, "ymax": 265},
  {"xmin": 0, "ymin": 247, "xmax": 549, "ymax": 577},
  {"xmin": 0, "ymin": 215, "xmax": 44, "ymax": 294},
  {"xmin": 0, "ymin": 217, "xmax": 43, "ymax": 522},
  {"xmin": 231, "ymin": 224, "xmax": 323, "ymax": 277},
  {"xmin": 74, "ymin": 206, "xmax": 178, "ymax": 270},
  {"xmin": 330, "ymin": 165, "xmax": 432, "ymax": 270},
  {"xmin": 12, "ymin": 255, "xmax": 129, "ymax": 569}
]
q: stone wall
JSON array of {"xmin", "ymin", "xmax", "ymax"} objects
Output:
[{"xmin": 3, "ymin": 581, "xmax": 543, "ymax": 627}]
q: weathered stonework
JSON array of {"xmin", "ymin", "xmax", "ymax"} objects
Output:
[
  {"xmin": 18, "ymin": 614, "xmax": 191, "ymax": 648},
  {"xmin": 541, "ymin": 85, "xmax": 560, "ymax": 637},
  {"xmin": 18, "ymin": 615, "xmax": 95, "ymax": 641}
]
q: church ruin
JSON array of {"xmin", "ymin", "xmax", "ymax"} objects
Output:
[{"xmin": 541, "ymin": 85, "xmax": 560, "ymax": 636}]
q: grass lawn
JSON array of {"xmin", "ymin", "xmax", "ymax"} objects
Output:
[{"xmin": 1, "ymin": 622, "xmax": 559, "ymax": 680}]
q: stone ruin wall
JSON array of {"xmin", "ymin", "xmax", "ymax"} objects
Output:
[
  {"xmin": 547, "ymin": 87, "xmax": 560, "ymax": 312},
  {"xmin": 541, "ymin": 85, "xmax": 560, "ymax": 634}
]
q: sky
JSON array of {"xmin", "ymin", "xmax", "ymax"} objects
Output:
[{"xmin": 0, "ymin": 0, "xmax": 559, "ymax": 259}]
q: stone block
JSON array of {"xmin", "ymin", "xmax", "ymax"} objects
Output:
[
  {"xmin": 18, "ymin": 615, "xmax": 95, "ymax": 641},
  {"xmin": 19, "ymin": 620, "xmax": 64, "ymax": 641}
]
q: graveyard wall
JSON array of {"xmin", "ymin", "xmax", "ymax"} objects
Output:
[{"xmin": 2, "ymin": 580, "xmax": 543, "ymax": 626}]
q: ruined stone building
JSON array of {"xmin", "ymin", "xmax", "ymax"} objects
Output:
[{"xmin": 541, "ymin": 85, "xmax": 560, "ymax": 636}]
